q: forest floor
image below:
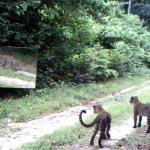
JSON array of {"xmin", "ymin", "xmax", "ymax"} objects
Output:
[{"xmin": 0, "ymin": 81, "xmax": 150, "ymax": 150}]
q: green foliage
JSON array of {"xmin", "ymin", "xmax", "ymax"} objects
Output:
[
  {"xmin": 97, "ymin": 10, "xmax": 150, "ymax": 76},
  {"xmin": 1, "ymin": 0, "xmax": 150, "ymax": 87},
  {"xmin": 0, "ymin": 0, "xmax": 41, "ymax": 47},
  {"xmin": 91, "ymin": 49, "xmax": 118, "ymax": 81},
  {"xmin": 130, "ymin": 0, "xmax": 150, "ymax": 30},
  {"xmin": 37, "ymin": 0, "xmax": 150, "ymax": 86},
  {"xmin": 0, "ymin": 102, "xmax": 8, "ymax": 117}
]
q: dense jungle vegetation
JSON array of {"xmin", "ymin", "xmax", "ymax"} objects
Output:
[
  {"xmin": 1, "ymin": 1, "xmax": 150, "ymax": 149},
  {"xmin": 0, "ymin": 0, "xmax": 150, "ymax": 90}
]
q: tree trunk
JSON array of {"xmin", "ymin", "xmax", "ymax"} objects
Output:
[
  {"xmin": 29, "ymin": 89, "xmax": 35, "ymax": 97},
  {"xmin": 127, "ymin": 0, "xmax": 132, "ymax": 16}
]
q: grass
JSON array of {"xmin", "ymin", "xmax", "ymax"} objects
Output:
[
  {"xmin": 126, "ymin": 131, "xmax": 150, "ymax": 150},
  {"xmin": 0, "ymin": 75, "xmax": 150, "ymax": 128},
  {"xmin": 18, "ymin": 90, "xmax": 150, "ymax": 150},
  {"xmin": 21, "ymin": 67, "xmax": 37, "ymax": 74},
  {"xmin": 115, "ymin": 126, "xmax": 150, "ymax": 149},
  {"xmin": 0, "ymin": 69, "xmax": 36, "ymax": 82},
  {"xmin": 0, "ymin": 83, "xmax": 12, "ymax": 88}
]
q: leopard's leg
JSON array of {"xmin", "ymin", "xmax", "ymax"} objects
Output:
[
  {"xmin": 102, "ymin": 133, "xmax": 107, "ymax": 139},
  {"xmin": 2, "ymin": 58, "xmax": 7, "ymax": 69},
  {"xmin": 90, "ymin": 123, "xmax": 99, "ymax": 146},
  {"xmin": 138, "ymin": 116, "xmax": 142, "ymax": 127},
  {"xmin": 98, "ymin": 120, "xmax": 106, "ymax": 148},
  {"xmin": 133, "ymin": 115, "xmax": 137, "ymax": 128},
  {"xmin": 106, "ymin": 123, "xmax": 111, "ymax": 139},
  {"xmin": 146, "ymin": 116, "xmax": 150, "ymax": 133}
]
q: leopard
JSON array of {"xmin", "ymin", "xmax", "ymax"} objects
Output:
[
  {"xmin": 130, "ymin": 96, "xmax": 150, "ymax": 133},
  {"xmin": 79, "ymin": 104, "xmax": 111, "ymax": 148},
  {"xmin": 2, "ymin": 57, "xmax": 17, "ymax": 72}
]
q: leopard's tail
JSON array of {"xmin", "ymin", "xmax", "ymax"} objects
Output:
[{"xmin": 79, "ymin": 110, "xmax": 96, "ymax": 128}]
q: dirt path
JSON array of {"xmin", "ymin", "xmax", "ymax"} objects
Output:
[
  {"xmin": 0, "ymin": 76, "xmax": 35, "ymax": 88},
  {"xmin": 0, "ymin": 83, "xmax": 150, "ymax": 150},
  {"xmin": 0, "ymin": 64, "xmax": 36, "ymax": 88},
  {"xmin": 69, "ymin": 117, "xmax": 147, "ymax": 150},
  {"xmin": 17, "ymin": 71, "xmax": 36, "ymax": 78}
]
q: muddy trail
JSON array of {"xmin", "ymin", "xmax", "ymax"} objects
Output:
[{"xmin": 0, "ymin": 82, "xmax": 150, "ymax": 150}]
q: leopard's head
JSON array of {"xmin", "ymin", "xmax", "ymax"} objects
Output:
[
  {"xmin": 93, "ymin": 104, "xmax": 103, "ymax": 113},
  {"xmin": 130, "ymin": 96, "xmax": 139, "ymax": 104}
]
